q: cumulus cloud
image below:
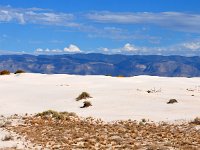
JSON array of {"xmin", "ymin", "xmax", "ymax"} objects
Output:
[
  {"xmin": 99, "ymin": 47, "xmax": 109, "ymax": 52},
  {"xmin": 182, "ymin": 41, "xmax": 200, "ymax": 51},
  {"xmin": 86, "ymin": 11, "xmax": 200, "ymax": 33},
  {"xmin": 0, "ymin": 6, "xmax": 78, "ymax": 27},
  {"xmin": 106, "ymin": 40, "xmax": 200, "ymax": 56},
  {"xmin": 102, "ymin": 48, "xmax": 109, "ymax": 52},
  {"xmin": 64, "ymin": 44, "xmax": 81, "ymax": 53},
  {"xmin": 122, "ymin": 43, "xmax": 138, "ymax": 52},
  {"xmin": 35, "ymin": 48, "xmax": 43, "ymax": 52},
  {"xmin": 35, "ymin": 44, "xmax": 81, "ymax": 54}
]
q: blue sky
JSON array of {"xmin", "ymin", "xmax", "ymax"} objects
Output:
[{"xmin": 0, "ymin": 0, "xmax": 200, "ymax": 55}]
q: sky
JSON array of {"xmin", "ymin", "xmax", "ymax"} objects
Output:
[{"xmin": 0, "ymin": 0, "xmax": 200, "ymax": 55}]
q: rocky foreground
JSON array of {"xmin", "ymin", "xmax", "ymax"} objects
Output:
[{"xmin": 0, "ymin": 111, "xmax": 200, "ymax": 150}]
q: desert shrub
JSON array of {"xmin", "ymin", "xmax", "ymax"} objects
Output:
[
  {"xmin": 60, "ymin": 112, "xmax": 77, "ymax": 117},
  {"xmin": 141, "ymin": 118, "xmax": 146, "ymax": 123},
  {"xmin": 2, "ymin": 134, "xmax": 13, "ymax": 141},
  {"xmin": 76, "ymin": 92, "xmax": 92, "ymax": 101},
  {"xmin": 167, "ymin": 99, "xmax": 178, "ymax": 104},
  {"xmin": 190, "ymin": 117, "xmax": 200, "ymax": 125},
  {"xmin": 36, "ymin": 110, "xmax": 61, "ymax": 119},
  {"xmin": 36, "ymin": 110, "xmax": 75, "ymax": 120},
  {"xmin": 14, "ymin": 70, "xmax": 25, "ymax": 74},
  {"xmin": 80, "ymin": 101, "xmax": 92, "ymax": 108},
  {"xmin": 105, "ymin": 74, "xmax": 112, "ymax": 76},
  {"xmin": 147, "ymin": 88, "xmax": 161, "ymax": 93},
  {"xmin": 147, "ymin": 90, "xmax": 151, "ymax": 93},
  {"xmin": 0, "ymin": 70, "xmax": 10, "ymax": 75}
]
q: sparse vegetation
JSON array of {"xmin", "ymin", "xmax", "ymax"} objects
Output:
[
  {"xmin": 147, "ymin": 90, "xmax": 151, "ymax": 93},
  {"xmin": 141, "ymin": 118, "xmax": 146, "ymax": 123},
  {"xmin": 167, "ymin": 99, "xmax": 178, "ymax": 104},
  {"xmin": 0, "ymin": 70, "xmax": 10, "ymax": 75},
  {"xmin": 146, "ymin": 88, "xmax": 161, "ymax": 93},
  {"xmin": 35, "ymin": 110, "xmax": 76, "ymax": 120},
  {"xmin": 190, "ymin": 117, "xmax": 200, "ymax": 125},
  {"xmin": 6, "ymin": 112, "xmax": 200, "ymax": 149},
  {"xmin": 80, "ymin": 101, "xmax": 92, "ymax": 108},
  {"xmin": 76, "ymin": 92, "xmax": 92, "ymax": 101},
  {"xmin": 14, "ymin": 70, "xmax": 25, "ymax": 74},
  {"xmin": 105, "ymin": 74, "xmax": 112, "ymax": 76}
]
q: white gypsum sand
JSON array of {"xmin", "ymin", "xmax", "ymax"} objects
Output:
[{"xmin": 0, "ymin": 73, "xmax": 200, "ymax": 122}]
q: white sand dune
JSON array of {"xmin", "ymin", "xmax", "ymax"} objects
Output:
[{"xmin": 0, "ymin": 73, "xmax": 200, "ymax": 122}]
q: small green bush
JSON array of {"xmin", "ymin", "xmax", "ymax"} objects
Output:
[
  {"xmin": 14, "ymin": 70, "xmax": 25, "ymax": 74},
  {"xmin": 0, "ymin": 70, "xmax": 10, "ymax": 75},
  {"xmin": 76, "ymin": 92, "xmax": 92, "ymax": 101}
]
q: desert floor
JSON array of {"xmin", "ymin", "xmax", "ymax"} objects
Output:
[
  {"xmin": 0, "ymin": 73, "xmax": 200, "ymax": 122},
  {"xmin": 0, "ymin": 73, "xmax": 200, "ymax": 149}
]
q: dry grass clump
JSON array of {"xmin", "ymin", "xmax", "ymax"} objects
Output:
[
  {"xmin": 190, "ymin": 117, "xmax": 200, "ymax": 125},
  {"xmin": 14, "ymin": 70, "xmax": 25, "ymax": 74},
  {"xmin": 146, "ymin": 88, "xmax": 161, "ymax": 93},
  {"xmin": 80, "ymin": 101, "xmax": 92, "ymax": 108},
  {"xmin": 76, "ymin": 92, "xmax": 92, "ymax": 101},
  {"xmin": 35, "ymin": 110, "xmax": 77, "ymax": 120},
  {"xmin": 5, "ymin": 111, "xmax": 200, "ymax": 149},
  {"xmin": 0, "ymin": 70, "xmax": 10, "ymax": 75},
  {"xmin": 167, "ymin": 99, "xmax": 178, "ymax": 104}
]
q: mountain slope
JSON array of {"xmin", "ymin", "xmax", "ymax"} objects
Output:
[{"xmin": 0, "ymin": 54, "xmax": 200, "ymax": 77}]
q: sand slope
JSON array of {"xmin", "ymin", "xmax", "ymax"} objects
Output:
[{"xmin": 0, "ymin": 73, "xmax": 200, "ymax": 122}]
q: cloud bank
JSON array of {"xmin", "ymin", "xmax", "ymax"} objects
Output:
[
  {"xmin": 1, "ymin": 6, "xmax": 200, "ymax": 33},
  {"xmin": 99, "ymin": 40, "xmax": 200, "ymax": 56},
  {"xmin": 35, "ymin": 44, "xmax": 81, "ymax": 54},
  {"xmin": 0, "ymin": 6, "xmax": 78, "ymax": 27},
  {"xmin": 86, "ymin": 11, "xmax": 200, "ymax": 33}
]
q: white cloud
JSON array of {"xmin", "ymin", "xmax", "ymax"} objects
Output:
[
  {"xmin": 35, "ymin": 44, "xmax": 81, "ymax": 54},
  {"xmin": 101, "ymin": 47, "xmax": 109, "ymax": 52},
  {"xmin": 35, "ymin": 48, "xmax": 43, "ymax": 52},
  {"xmin": 0, "ymin": 6, "xmax": 78, "ymax": 27},
  {"xmin": 122, "ymin": 43, "xmax": 138, "ymax": 52},
  {"xmin": 35, "ymin": 48, "xmax": 62, "ymax": 53},
  {"xmin": 182, "ymin": 41, "xmax": 200, "ymax": 51},
  {"xmin": 45, "ymin": 48, "xmax": 50, "ymax": 52},
  {"xmin": 33, "ymin": 39, "xmax": 200, "ymax": 56},
  {"xmin": 107, "ymin": 40, "xmax": 200, "ymax": 56},
  {"xmin": 0, "ymin": 49, "xmax": 27, "ymax": 55},
  {"xmin": 86, "ymin": 11, "xmax": 200, "ymax": 33},
  {"xmin": 51, "ymin": 49, "xmax": 62, "ymax": 53},
  {"xmin": 64, "ymin": 44, "xmax": 81, "ymax": 53}
]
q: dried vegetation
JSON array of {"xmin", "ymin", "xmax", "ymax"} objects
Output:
[{"xmin": 4, "ymin": 111, "xmax": 200, "ymax": 150}]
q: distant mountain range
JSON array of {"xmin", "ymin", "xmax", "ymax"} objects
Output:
[{"xmin": 0, "ymin": 53, "xmax": 200, "ymax": 77}]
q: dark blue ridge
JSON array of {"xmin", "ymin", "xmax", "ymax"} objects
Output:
[{"xmin": 0, "ymin": 53, "xmax": 200, "ymax": 77}]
